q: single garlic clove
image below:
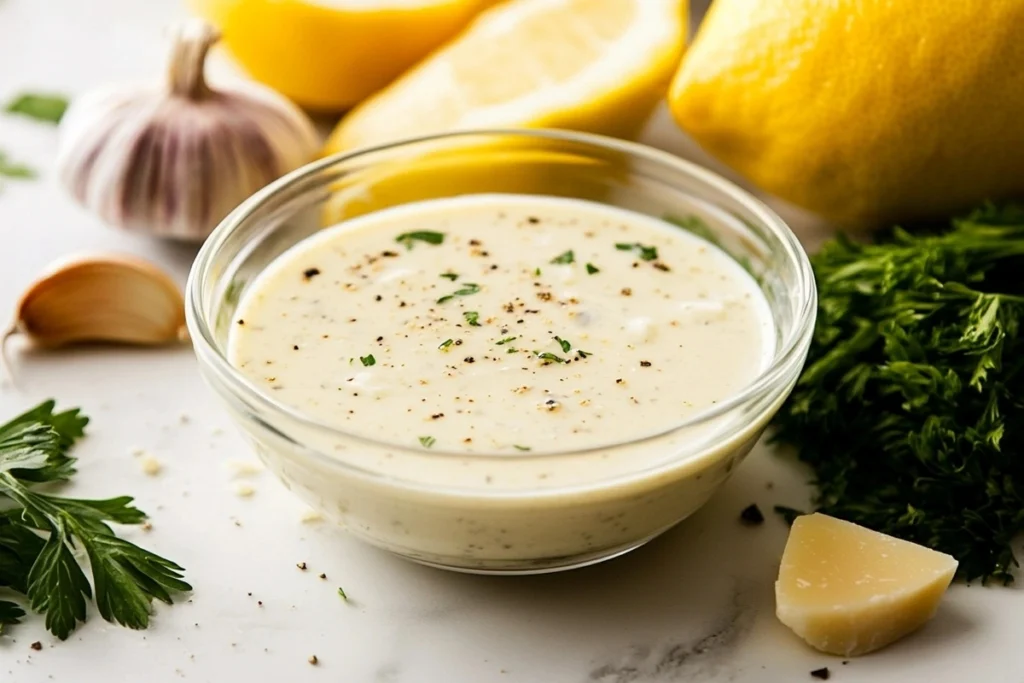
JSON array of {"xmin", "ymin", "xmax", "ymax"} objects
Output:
[{"xmin": 6, "ymin": 254, "xmax": 186, "ymax": 349}]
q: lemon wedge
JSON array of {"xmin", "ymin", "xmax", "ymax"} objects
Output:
[
  {"xmin": 189, "ymin": 0, "xmax": 498, "ymax": 112},
  {"xmin": 323, "ymin": 0, "xmax": 686, "ymax": 155}
]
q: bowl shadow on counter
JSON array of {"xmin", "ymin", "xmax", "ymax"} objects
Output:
[{"xmin": 382, "ymin": 442, "xmax": 978, "ymax": 676}]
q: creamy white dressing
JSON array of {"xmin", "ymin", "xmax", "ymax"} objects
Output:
[{"xmin": 229, "ymin": 195, "xmax": 773, "ymax": 455}]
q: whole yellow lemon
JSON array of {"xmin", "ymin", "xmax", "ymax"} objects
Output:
[{"xmin": 669, "ymin": 0, "xmax": 1024, "ymax": 226}]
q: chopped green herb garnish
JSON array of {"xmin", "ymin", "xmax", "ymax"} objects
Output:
[
  {"xmin": 550, "ymin": 250, "xmax": 575, "ymax": 265},
  {"xmin": 439, "ymin": 339, "xmax": 454, "ymax": 350},
  {"xmin": 513, "ymin": 445, "xmax": 531, "ymax": 452},
  {"xmin": 463, "ymin": 311, "xmax": 481, "ymax": 327},
  {"xmin": 553, "ymin": 336, "xmax": 571, "ymax": 353},
  {"xmin": 773, "ymin": 203, "xmax": 1024, "ymax": 584},
  {"xmin": 585, "ymin": 263, "xmax": 600, "ymax": 275},
  {"xmin": 0, "ymin": 401, "xmax": 189, "ymax": 639},
  {"xmin": 495, "ymin": 336, "xmax": 517, "ymax": 346},
  {"xmin": 359, "ymin": 354, "xmax": 376, "ymax": 367},
  {"xmin": 506, "ymin": 348, "xmax": 518, "ymax": 354},
  {"xmin": 576, "ymin": 350, "xmax": 592, "ymax": 359},
  {"xmin": 437, "ymin": 282, "xmax": 480, "ymax": 304},
  {"xmin": 615, "ymin": 242, "xmax": 658, "ymax": 261},
  {"xmin": 535, "ymin": 352, "xmax": 566, "ymax": 364},
  {"xmin": 4, "ymin": 93, "xmax": 68, "ymax": 124},
  {"xmin": 337, "ymin": 587, "xmax": 347, "ymax": 601},
  {"xmin": 418, "ymin": 436, "xmax": 436, "ymax": 448},
  {"xmin": 534, "ymin": 267, "xmax": 542, "ymax": 277},
  {"xmin": 0, "ymin": 152, "xmax": 36, "ymax": 180},
  {"xmin": 440, "ymin": 272, "xmax": 459, "ymax": 281},
  {"xmin": 395, "ymin": 230, "xmax": 445, "ymax": 249}
]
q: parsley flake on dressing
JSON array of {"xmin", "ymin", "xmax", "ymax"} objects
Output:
[
  {"xmin": 585, "ymin": 263, "xmax": 600, "ymax": 274},
  {"xmin": 360, "ymin": 354, "xmax": 376, "ymax": 367},
  {"xmin": 513, "ymin": 445, "xmax": 531, "ymax": 451},
  {"xmin": 419, "ymin": 436, "xmax": 436, "ymax": 448},
  {"xmin": 440, "ymin": 272, "xmax": 459, "ymax": 281},
  {"xmin": 395, "ymin": 230, "xmax": 445, "ymax": 250},
  {"xmin": 437, "ymin": 282, "xmax": 480, "ymax": 304},
  {"xmin": 439, "ymin": 339, "xmax": 454, "ymax": 350},
  {"xmin": 550, "ymin": 250, "xmax": 575, "ymax": 265},
  {"xmin": 553, "ymin": 336, "xmax": 571, "ymax": 353},
  {"xmin": 535, "ymin": 352, "xmax": 566, "ymax": 364},
  {"xmin": 463, "ymin": 311, "xmax": 482, "ymax": 327},
  {"xmin": 615, "ymin": 242, "xmax": 658, "ymax": 261}
]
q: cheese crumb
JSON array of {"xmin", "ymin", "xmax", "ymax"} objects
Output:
[
  {"xmin": 776, "ymin": 513, "xmax": 958, "ymax": 656},
  {"xmin": 140, "ymin": 456, "xmax": 163, "ymax": 476},
  {"xmin": 226, "ymin": 459, "xmax": 265, "ymax": 478},
  {"xmin": 234, "ymin": 483, "xmax": 256, "ymax": 497}
]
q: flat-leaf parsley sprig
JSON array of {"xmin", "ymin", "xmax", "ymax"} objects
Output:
[
  {"xmin": 0, "ymin": 400, "xmax": 190, "ymax": 638},
  {"xmin": 773, "ymin": 204, "xmax": 1024, "ymax": 584}
]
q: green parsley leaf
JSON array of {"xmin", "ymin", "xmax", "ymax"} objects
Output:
[
  {"xmin": 395, "ymin": 231, "xmax": 445, "ymax": 249},
  {"xmin": 535, "ymin": 352, "xmax": 566, "ymax": 364},
  {"xmin": 440, "ymin": 272, "xmax": 459, "ymax": 281},
  {"xmin": 534, "ymin": 267, "xmax": 542, "ymax": 277},
  {"xmin": 553, "ymin": 336, "xmax": 571, "ymax": 353},
  {"xmin": 0, "ymin": 600, "xmax": 25, "ymax": 630},
  {"xmin": 439, "ymin": 339, "xmax": 454, "ymax": 350},
  {"xmin": 495, "ymin": 336, "xmax": 517, "ymax": 346},
  {"xmin": 615, "ymin": 242, "xmax": 658, "ymax": 261},
  {"xmin": 463, "ymin": 311, "xmax": 481, "ymax": 327},
  {"xmin": 360, "ymin": 354, "xmax": 376, "ymax": 367},
  {"xmin": 576, "ymin": 350, "xmax": 592, "ymax": 359},
  {"xmin": 437, "ymin": 282, "xmax": 480, "ymax": 304},
  {"xmin": 0, "ymin": 153, "xmax": 36, "ymax": 180},
  {"xmin": 0, "ymin": 401, "xmax": 189, "ymax": 639},
  {"xmin": 4, "ymin": 93, "xmax": 68, "ymax": 124},
  {"xmin": 550, "ymin": 250, "xmax": 575, "ymax": 265},
  {"xmin": 585, "ymin": 263, "xmax": 600, "ymax": 274},
  {"xmin": 337, "ymin": 587, "xmax": 348, "ymax": 601},
  {"xmin": 513, "ymin": 445, "xmax": 531, "ymax": 452},
  {"xmin": 506, "ymin": 348, "xmax": 518, "ymax": 354},
  {"xmin": 773, "ymin": 203, "xmax": 1024, "ymax": 584},
  {"xmin": 418, "ymin": 436, "xmax": 436, "ymax": 448}
]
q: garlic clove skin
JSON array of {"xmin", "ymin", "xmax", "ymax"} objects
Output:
[
  {"xmin": 55, "ymin": 20, "xmax": 319, "ymax": 242},
  {"xmin": 7, "ymin": 254, "xmax": 187, "ymax": 349}
]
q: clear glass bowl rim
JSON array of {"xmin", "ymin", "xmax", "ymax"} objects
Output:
[{"xmin": 186, "ymin": 128, "xmax": 817, "ymax": 461}]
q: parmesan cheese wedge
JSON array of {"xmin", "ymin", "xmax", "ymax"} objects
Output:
[{"xmin": 775, "ymin": 513, "xmax": 958, "ymax": 656}]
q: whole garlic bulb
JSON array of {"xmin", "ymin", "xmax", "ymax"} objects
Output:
[{"xmin": 55, "ymin": 20, "xmax": 318, "ymax": 241}]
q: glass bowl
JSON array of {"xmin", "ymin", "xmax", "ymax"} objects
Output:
[{"xmin": 186, "ymin": 129, "xmax": 816, "ymax": 574}]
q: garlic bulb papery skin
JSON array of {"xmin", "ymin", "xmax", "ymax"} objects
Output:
[{"xmin": 55, "ymin": 20, "xmax": 319, "ymax": 242}]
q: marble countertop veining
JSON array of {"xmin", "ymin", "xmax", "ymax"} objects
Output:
[{"xmin": 0, "ymin": 1, "xmax": 1022, "ymax": 681}]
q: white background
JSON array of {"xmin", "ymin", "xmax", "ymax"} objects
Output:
[{"xmin": 0, "ymin": 1, "xmax": 1022, "ymax": 681}]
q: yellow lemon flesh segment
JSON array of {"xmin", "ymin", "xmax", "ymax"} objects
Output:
[
  {"xmin": 324, "ymin": 0, "xmax": 686, "ymax": 155},
  {"xmin": 776, "ymin": 514, "xmax": 958, "ymax": 657},
  {"xmin": 188, "ymin": 0, "xmax": 499, "ymax": 112},
  {"xmin": 668, "ymin": 0, "xmax": 1024, "ymax": 226}
]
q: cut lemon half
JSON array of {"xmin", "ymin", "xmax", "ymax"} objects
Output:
[
  {"xmin": 323, "ymin": 0, "xmax": 687, "ymax": 155},
  {"xmin": 189, "ymin": 0, "xmax": 499, "ymax": 112}
]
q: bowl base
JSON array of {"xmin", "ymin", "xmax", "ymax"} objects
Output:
[{"xmin": 394, "ymin": 527, "xmax": 672, "ymax": 576}]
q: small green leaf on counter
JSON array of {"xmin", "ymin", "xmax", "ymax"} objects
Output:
[
  {"xmin": 4, "ymin": 93, "xmax": 68, "ymax": 124},
  {"xmin": 439, "ymin": 272, "xmax": 459, "ymax": 281},
  {"xmin": 359, "ymin": 354, "xmax": 376, "ymax": 367},
  {"xmin": 395, "ymin": 230, "xmax": 444, "ymax": 250},
  {"xmin": 585, "ymin": 263, "xmax": 600, "ymax": 274},
  {"xmin": 495, "ymin": 336, "xmax": 517, "ymax": 346},
  {"xmin": 535, "ymin": 352, "xmax": 566, "ymax": 364},
  {"xmin": 0, "ymin": 152, "xmax": 36, "ymax": 180},
  {"xmin": 439, "ymin": 339, "xmax": 454, "ymax": 350},
  {"xmin": 550, "ymin": 250, "xmax": 574, "ymax": 265},
  {"xmin": 553, "ymin": 336, "xmax": 571, "ymax": 353},
  {"xmin": 418, "ymin": 436, "xmax": 436, "ymax": 448},
  {"xmin": 464, "ymin": 311, "xmax": 481, "ymax": 327},
  {"xmin": 337, "ymin": 587, "xmax": 348, "ymax": 601}
]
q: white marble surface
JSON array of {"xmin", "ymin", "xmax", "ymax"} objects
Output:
[{"xmin": 0, "ymin": 1, "xmax": 1022, "ymax": 681}]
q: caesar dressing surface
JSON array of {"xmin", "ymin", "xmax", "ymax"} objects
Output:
[{"xmin": 229, "ymin": 194, "xmax": 772, "ymax": 458}]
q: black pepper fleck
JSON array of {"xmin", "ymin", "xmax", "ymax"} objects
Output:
[
  {"xmin": 30, "ymin": 642, "xmax": 42, "ymax": 651},
  {"xmin": 375, "ymin": 294, "xmax": 382, "ymax": 301},
  {"xmin": 621, "ymin": 287, "xmax": 633, "ymax": 296},
  {"xmin": 527, "ymin": 217, "xmax": 539, "ymax": 224},
  {"xmin": 640, "ymin": 360, "xmax": 652, "ymax": 367},
  {"xmin": 740, "ymin": 504, "xmax": 765, "ymax": 525},
  {"xmin": 810, "ymin": 668, "xmax": 830, "ymax": 680},
  {"xmin": 302, "ymin": 267, "xmax": 321, "ymax": 280},
  {"xmin": 431, "ymin": 413, "xmax": 445, "ymax": 419},
  {"xmin": 464, "ymin": 357, "xmax": 476, "ymax": 363}
]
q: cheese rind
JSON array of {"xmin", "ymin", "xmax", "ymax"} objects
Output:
[{"xmin": 775, "ymin": 513, "xmax": 958, "ymax": 657}]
